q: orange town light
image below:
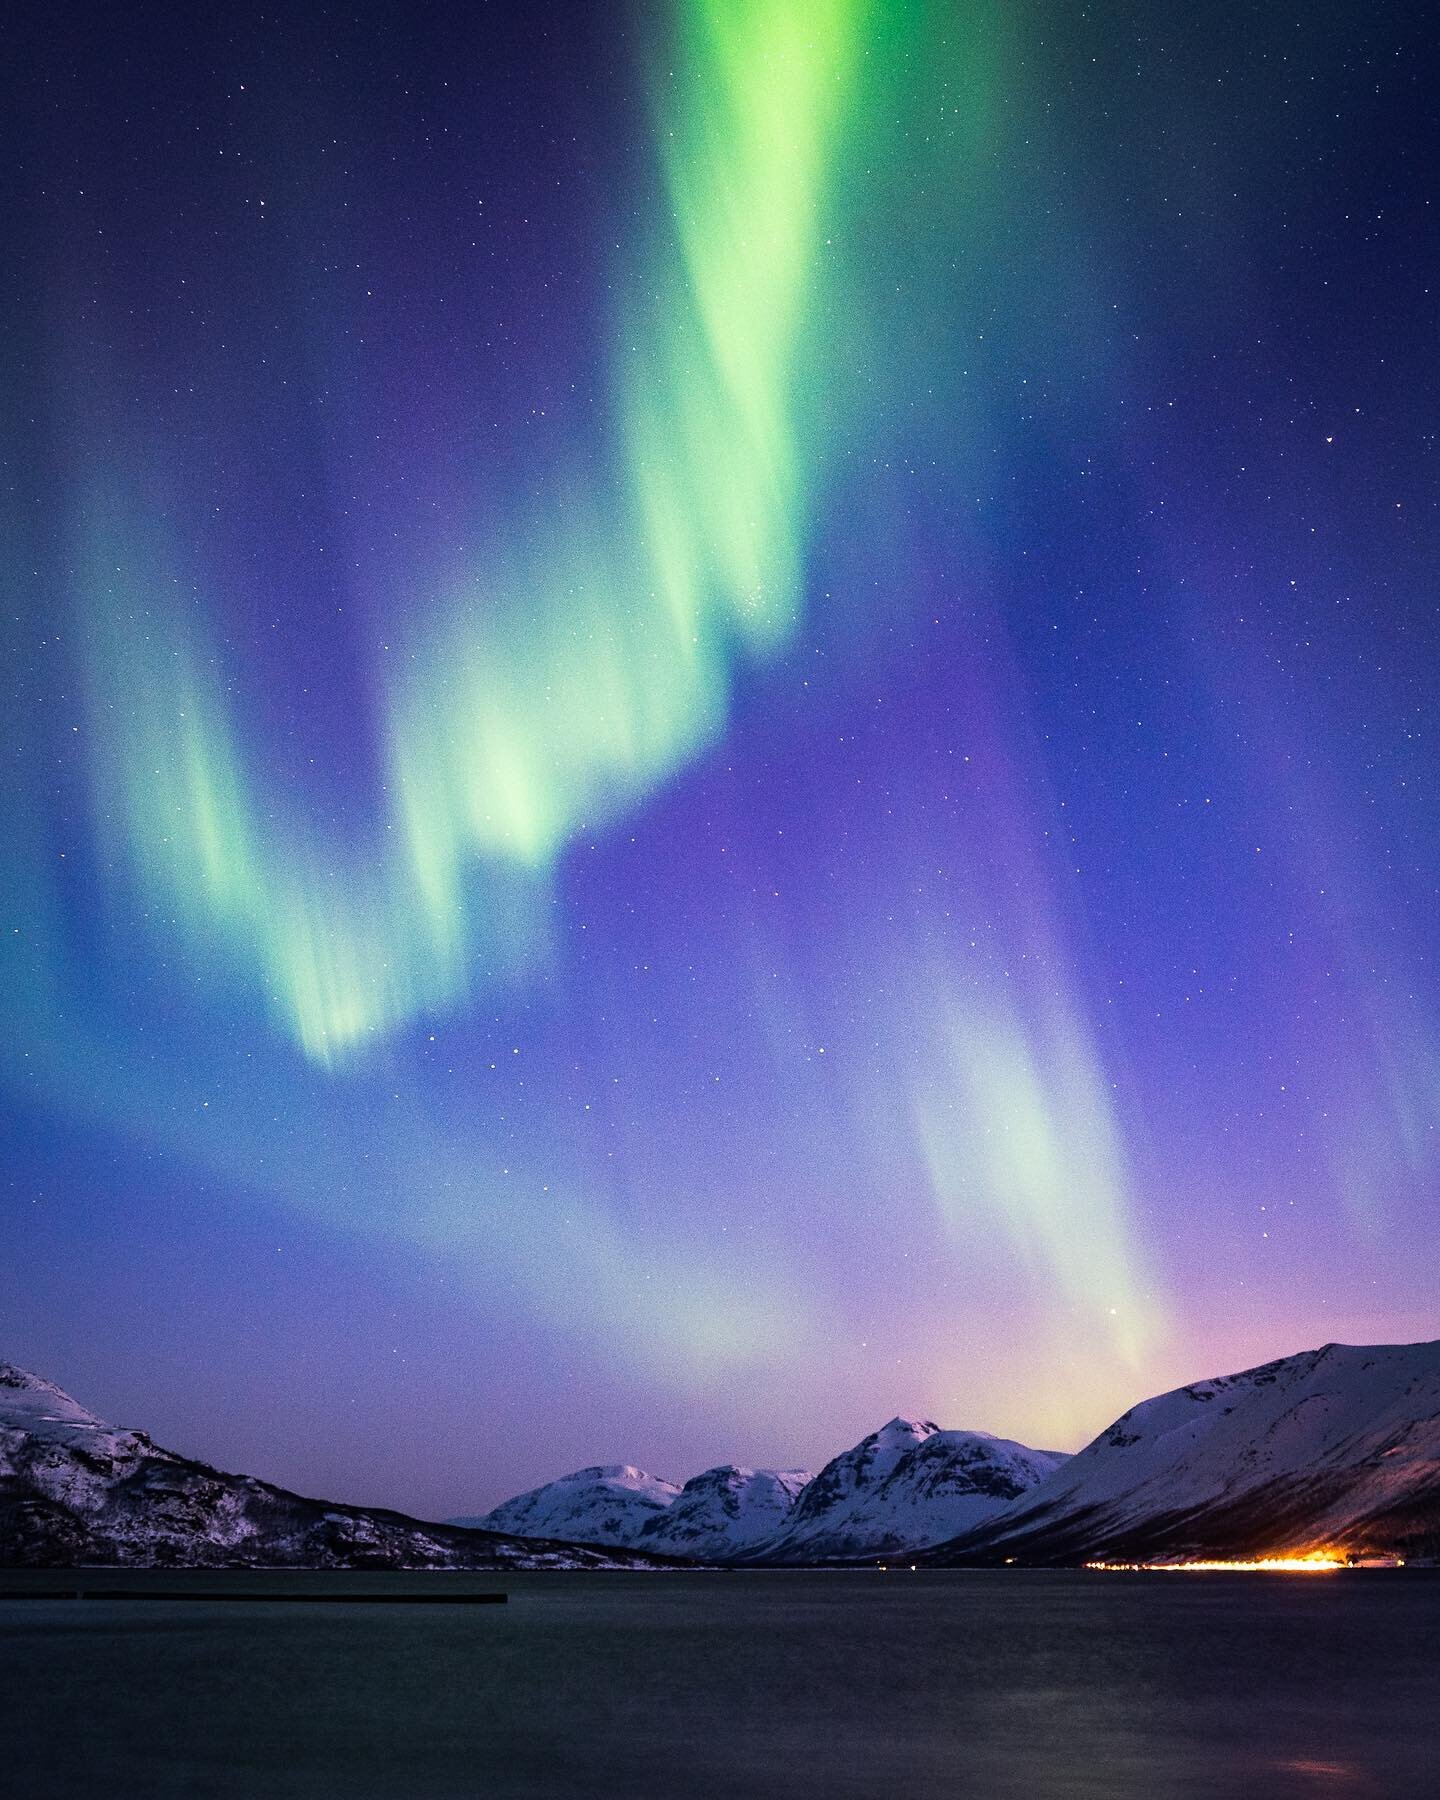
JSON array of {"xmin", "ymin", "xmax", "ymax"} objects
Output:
[{"xmin": 1084, "ymin": 1550, "xmax": 1353, "ymax": 1573}]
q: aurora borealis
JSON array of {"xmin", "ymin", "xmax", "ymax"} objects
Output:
[
  {"xmin": 75, "ymin": 0, "xmax": 871, "ymax": 1064},
  {"xmin": 3, "ymin": 0, "xmax": 1436, "ymax": 1515}
]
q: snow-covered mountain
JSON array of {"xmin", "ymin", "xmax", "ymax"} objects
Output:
[
  {"xmin": 459, "ymin": 1462, "xmax": 814, "ymax": 1556},
  {"xmin": 467, "ymin": 1419, "xmax": 1065, "ymax": 1563},
  {"xmin": 938, "ymin": 1340, "xmax": 1440, "ymax": 1565},
  {"xmin": 21, "ymin": 1338, "xmax": 1437, "ymax": 1571},
  {"xmin": 748, "ymin": 1418, "xmax": 1068, "ymax": 1563},
  {"xmin": 455, "ymin": 1465, "xmax": 682, "ymax": 1548},
  {"xmin": 637, "ymin": 1466, "xmax": 813, "ymax": 1558},
  {"xmin": 0, "ymin": 1364, "xmax": 667, "ymax": 1570}
]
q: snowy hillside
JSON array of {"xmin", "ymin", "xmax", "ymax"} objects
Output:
[
  {"xmin": 637, "ymin": 1466, "xmax": 813, "ymax": 1558},
  {"xmin": 468, "ymin": 1417, "xmax": 1065, "ymax": 1563},
  {"xmin": 750, "ymin": 1418, "xmax": 1068, "ymax": 1563},
  {"xmin": 0, "ymin": 1364, "xmax": 668, "ymax": 1571},
  {"xmin": 18, "ymin": 1338, "xmax": 1438, "ymax": 1571},
  {"xmin": 939, "ymin": 1340, "xmax": 1440, "ymax": 1565},
  {"xmin": 462, "ymin": 1462, "xmax": 815, "ymax": 1557},
  {"xmin": 457, "ymin": 1465, "xmax": 682, "ymax": 1549}
]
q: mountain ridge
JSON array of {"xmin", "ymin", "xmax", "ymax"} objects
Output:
[
  {"xmin": 461, "ymin": 1414, "xmax": 1067, "ymax": 1563},
  {"xmin": 746, "ymin": 1420, "xmax": 1067, "ymax": 1564},
  {"xmin": 0, "ymin": 1363, "xmax": 675, "ymax": 1571},
  {"xmin": 9, "ymin": 1337, "xmax": 1440, "ymax": 1569},
  {"xmin": 928, "ymin": 1339, "xmax": 1440, "ymax": 1566}
]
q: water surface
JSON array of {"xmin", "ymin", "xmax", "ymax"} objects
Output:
[{"xmin": 3, "ymin": 1568, "xmax": 1436, "ymax": 1797}]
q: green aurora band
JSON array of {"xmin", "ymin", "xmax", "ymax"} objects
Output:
[{"xmin": 82, "ymin": 0, "xmax": 875, "ymax": 1065}]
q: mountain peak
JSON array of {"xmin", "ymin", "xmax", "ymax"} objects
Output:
[
  {"xmin": 473, "ymin": 1463, "xmax": 682, "ymax": 1548},
  {"xmin": 1, "ymin": 1358, "xmax": 666, "ymax": 1571},
  {"xmin": 749, "ymin": 1415, "xmax": 1066, "ymax": 1563},
  {"xmin": 1, "ymin": 1362, "xmax": 72, "ymax": 1398},
  {"xmin": 636, "ymin": 1465, "xmax": 816, "ymax": 1557},
  {"xmin": 944, "ymin": 1337, "xmax": 1440, "ymax": 1566},
  {"xmin": 572, "ymin": 1464, "xmax": 662, "ymax": 1486},
  {"xmin": 0, "ymin": 1363, "xmax": 109, "ymax": 1433},
  {"xmin": 873, "ymin": 1417, "xmax": 941, "ymax": 1446}
]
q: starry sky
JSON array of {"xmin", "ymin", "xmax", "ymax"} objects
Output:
[{"xmin": 3, "ymin": 0, "xmax": 1437, "ymax": 1519}]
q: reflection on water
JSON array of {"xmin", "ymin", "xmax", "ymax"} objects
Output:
[{"xmin": 2, "ymin": 1569, "xmax": 1435, "ymax": 1798}]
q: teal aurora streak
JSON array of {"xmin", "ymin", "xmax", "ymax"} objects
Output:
[{"xmin": 83, "ymin": 0, "xmax": 876, "ymax": 1063}]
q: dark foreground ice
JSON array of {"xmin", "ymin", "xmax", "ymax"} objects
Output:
[{"xmin": 3, "ymin": 1568, "xmax": 1437, "ymax": 1797}]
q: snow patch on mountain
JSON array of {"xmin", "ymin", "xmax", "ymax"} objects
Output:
[
  {"xmin": 460, "ymin": 1465, "xmax": 683, "ymax": 1549},
  {"xmin": 467, "ymin": 1416, "xmax": 1066, "ymax": 1562},
  {"xmin": 753, "ymin": 1417, "xmax": 1068, "ymax": 1561},
  {"xmin": 0, "ymin": 1363, "xmax": 668, "ymax": 1570},
  {"xmin": 637, "ymin": 1466, "xmax": 813, "ymax": 1558},
  {"xmin": 946, "ymin": 1340, "xmax": 1440, "ymax": 1563}
]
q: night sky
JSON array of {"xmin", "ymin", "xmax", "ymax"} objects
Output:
[{"xmin": 3, "ymin": 0, "xmax": 1437, "ymax": 1520}]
